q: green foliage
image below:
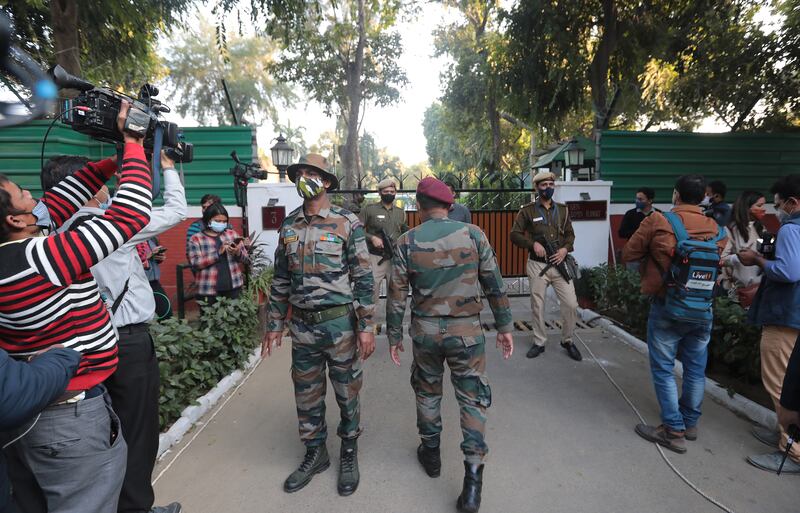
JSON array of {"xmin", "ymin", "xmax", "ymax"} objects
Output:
[
  {"xmin": 165, "ymin": 16, "xmax": 296, "ymax": 126},
  {"xmin": 151, "ymin": 290, "xmax": 260, "ymax": 430},
  {"xmin": 2, "ymin": 0, "xmax": 191, "ymax": 90},
  {"xmin": 498, "ymin": 0, "xmax": 797, "ymax": 133},
  {"xmin": 584, "ymin": 264, "xmax": 650, "ymax": 339},
  {"xmin": 710, "ymin": 297, "xmax": 762, "ymax": 382}
]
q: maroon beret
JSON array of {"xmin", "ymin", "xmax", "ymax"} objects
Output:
[{"xmin": 416, "ymin": 177, "xmax": 454, "ymax": 205}]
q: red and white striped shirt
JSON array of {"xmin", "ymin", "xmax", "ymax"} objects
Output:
[{"xmin": 0, "ymin": 143, "xmax": 152, "ymax": 391}]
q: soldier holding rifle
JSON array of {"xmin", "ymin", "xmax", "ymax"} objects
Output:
[{"xmin": 510, "ymin": 171, "xmax": 582, "ymax": 361}]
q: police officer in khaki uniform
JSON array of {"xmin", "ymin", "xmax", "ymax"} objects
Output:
[
  {"xmin": 359, "ymin": 178, "xmax": 408, "ymax": 307},
  {"xmin": 262, "ymin": 154, "xmax": 375, "ymax": 496},
  {"xmin": 510, "ymin": 171, "xmax": 582, "ymax": 361}
]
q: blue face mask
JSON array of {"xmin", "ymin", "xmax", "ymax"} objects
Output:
[
  {"xmin": 29, "ymin": 200, "xmax": 52, "ymax": 229},
  {"xmin": 635, "ymin": 200, "xmax": 647, "ymax": 210},
  {"xmin": 97, "ymin": 199, "xmax": 111, "ymax": 210},
  {"xmin": 539, "ymin": 187, "xmax": 555, "ymax": 200},
  {"xmin": 209, "ymin": 221, "xmax": 227, "ymax": 233}
]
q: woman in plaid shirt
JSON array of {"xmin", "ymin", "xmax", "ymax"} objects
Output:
[{"xmin": 188, "ymin": 203, "xmax": 248, "ymax": 309}]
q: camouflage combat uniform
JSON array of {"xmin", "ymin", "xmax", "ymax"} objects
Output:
[
  {"xmin": 268, "ymin": 204, "xmax": 375, "ymax": 447},
  {"xmin": 386, "ymin": 217, "xmax": 513, "ymax": 464}
]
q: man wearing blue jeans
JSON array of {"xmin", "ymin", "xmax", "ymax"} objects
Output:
[{"xmin": 623, "ymin": 175, "xmax": 727, "ymax": 453}]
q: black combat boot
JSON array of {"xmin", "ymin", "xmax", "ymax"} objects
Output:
[
  {"xmin": 456, "ymin": 462, "xmax": 484, "ymax": 513},
  {"xmin": 417, "ymin": 442, "xmax": 441, "ymax": 477},
  {"xmin": 283, "ymin": 445, "xmax": 330, "ymax": 493},
  {"xmin": 337, "ymin": 438, "xmax": 360, "ymax": 496}
]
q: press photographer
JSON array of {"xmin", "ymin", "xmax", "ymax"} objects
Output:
[
  {"xmin": 737, "ymin": 174, "xmax": 800, "ymax": 474},
  {"xmin": 0, "ymin": 102, "xmax": 152, "ymax": 513}
]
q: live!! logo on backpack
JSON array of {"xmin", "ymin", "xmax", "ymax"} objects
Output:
[{"xmin": 661, "ymin": 212, "xmax": 726, "ymax": 322}]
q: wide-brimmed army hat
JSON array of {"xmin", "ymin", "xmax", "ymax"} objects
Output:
[{"xmin": 287, "ymin": 154, "xmax": 339, "ymax": 191}]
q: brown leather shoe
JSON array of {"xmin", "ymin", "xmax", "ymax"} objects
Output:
[
  {"xmin": 635, "ymin": 424, "xmax": 687, "ymax": 454},
  {"xmin": 685, "ymin": 426, "xmax": 697, "ymax": 441}
]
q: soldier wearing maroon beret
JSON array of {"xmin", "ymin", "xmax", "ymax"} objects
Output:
[{"xmin": 387, "ymin": 176, "xmax": 514, "ymax": 513}]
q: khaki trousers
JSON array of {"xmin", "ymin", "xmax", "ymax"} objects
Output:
[
  {"xmin": 527, "ymin": 259, "xmax": 578, "ymax": 347},
  {"xmin": 369, "ymin": 253, "xmax": 392, "ymax": 310},
  {"xmin": 760, "ymin": 325, "xmax": 800, "ymax": 462}
]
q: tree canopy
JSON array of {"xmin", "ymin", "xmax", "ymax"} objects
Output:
[{"xmin": 165, "ymin": 17, "xmax": 295, "ymax": 126}]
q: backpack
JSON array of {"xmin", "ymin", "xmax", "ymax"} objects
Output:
[{"xmin": 661, "ymin": 212, "xmax": 725, "ymax": 323}]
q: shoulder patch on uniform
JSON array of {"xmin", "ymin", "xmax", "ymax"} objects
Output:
[
  {"xmin": 284, "ymin": 234, "xmax": 299, "ymax": 243},
  {"xmin": 335, "ymin": 207, "xmax": 362, "ymax": 226}
]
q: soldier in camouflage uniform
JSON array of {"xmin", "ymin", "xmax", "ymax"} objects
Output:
[
  {"xmin": 386, "ymin": 177, "xmax": 514, "ymax": 513},
  {"xmin": 262, "ymin": 154, "xmax": 375, "ymax": 497}
]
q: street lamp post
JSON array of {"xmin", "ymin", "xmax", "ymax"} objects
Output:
[
  {"xmin": 564, "ymin": 138, "xmax": 586, "ymax": 181},
  {"xmin": 270, "ymin": 134, "xmax": 294, "ymax": 182}
]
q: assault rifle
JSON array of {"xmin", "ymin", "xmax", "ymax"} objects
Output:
[
  {"xmin": 535, "ymin": 236, "xmax": 572, "ymax": 283},
  {"xmin": 370, "ymin": 228, "xmax": 396, "ymax": 265}
]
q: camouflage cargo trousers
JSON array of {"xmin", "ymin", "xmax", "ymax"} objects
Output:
[
  {"xmin": 409, "ymin": 316, "xmax": 492, "ymax": 465},
  {"xmin": 289, "ymin": 313, "xmax": 363, "ymax": 447}
]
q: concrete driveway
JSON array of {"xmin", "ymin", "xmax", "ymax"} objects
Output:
[{"xmin": 153, "ymin": 298, "xmax": 798, "ymax": 513}]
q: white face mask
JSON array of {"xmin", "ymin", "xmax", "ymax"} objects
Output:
[{"xmin": 700, "ymin": 195, "xmax": 712, "ymax": 207}]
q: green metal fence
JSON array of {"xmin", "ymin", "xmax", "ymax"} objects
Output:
[
  {"xmin": 0, "ymin": 120, "xmax": 256, "ymax": 205},
  {"xmin": 600, "ymin": 130, "xmax": 800, "ymax": 203}
]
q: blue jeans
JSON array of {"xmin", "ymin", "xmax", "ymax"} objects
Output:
[{"xmin": 646, "ymin": 302, "xmax": 712, "ymax": 432}]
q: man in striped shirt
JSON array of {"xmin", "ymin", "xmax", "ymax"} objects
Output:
[{"xmin": 0, "ymin": 103, "xmax": 152, "ymax": 513}]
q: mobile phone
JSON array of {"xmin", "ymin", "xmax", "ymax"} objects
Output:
[{"xmin": 232, "ymin": 236, "xmax": 245, "ymax": 244}]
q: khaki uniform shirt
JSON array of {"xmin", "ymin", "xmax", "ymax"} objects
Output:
[
  {"xmin": 359, "ymin": 201, "xmax": 409, "ymax": 251},
  {"xmin": 268, "ymin": 203, "xmax": 375, "ymax": 332},
  {"xmin": 510, "ymin": 199, "xmax": 576, "ymax": 260}
]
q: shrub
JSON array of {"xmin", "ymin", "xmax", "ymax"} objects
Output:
[
  {"xmin": 709, "ymin": 297, "xmax": 762, "ymax": 383},
  {"xmin": 585, "ymin": 264, "xmax": 650, "ymax": 338},
  {"xmin": 151, "ymin": 272, "xmax": 266, "ymax": 430}
]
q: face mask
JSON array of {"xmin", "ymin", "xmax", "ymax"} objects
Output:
[
  {"xmin": 539, "ymin": 187, "xmax": 555, "ymax": 200},
  {"xmin": 380, "ymin": 193, "xmax": 396, "ymax": 204},
  {"xmin": 209, "ymin": 221, "xmax": 227, "ymax": 233},
  {"xmin": 296, "ymin": 176, "xmax": 324, "ymax": 199},
  {"xmin": 635, "ymin": 200, "xmax": 647, "ymax": 210},
  {"xmin": 700, "ymin": 195, "xmax": 712, "ymax": 207},
  {"xmin": 95, "ymin": 193, "xmax": 111, "ymax": 210},
  {"xmin": 19, "ymin": 200, "xmax": 52, "ymax": 229},
  {"xmin": 749, "ymin": 205, "xmax": 766, "ymax": 221}
]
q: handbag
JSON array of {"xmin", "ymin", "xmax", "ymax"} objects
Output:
[{"xmin": 736, "ymin": 282, "xmax": 760, "ymax": 308}]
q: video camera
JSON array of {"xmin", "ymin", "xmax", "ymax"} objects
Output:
[
  {"xmin": 230, "ymin": 150, "xmax": 266, "ymax": 181},
  {"xmin": 49, "ymin": 65, "xmax": 182, "ymax": 152},
  {"xmin": 757, "ymin": 232, "xmax": 777, "ymax": 260},
  {"xmin": 164, "ymin": 131, "xmax": 194, "ymax": 164},
  {"xmin": 230, "ymin": 150, "xmax": 266, "ymax": 209}
]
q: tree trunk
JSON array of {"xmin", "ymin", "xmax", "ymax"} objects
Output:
[
  {"xmin": 486, "ymin": 83, "xmax": 501, "ymax": 173},
  {"xmin": 339, "ymin": 0, "xmax": 366, "ymax": 190},
  {"xmin": 50, "ymin": 0, "xmax": 81, "ymax": 76},
  {"xmin": 588, "ymin": 0, "xmax": 618, "ymax": 130}
]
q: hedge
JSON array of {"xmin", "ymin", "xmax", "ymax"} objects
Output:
[{"xmin": 150, "ymin": 280, "xmax": 263, "ymax": 430}]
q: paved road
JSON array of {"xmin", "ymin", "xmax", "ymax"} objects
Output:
[{"xmin": 154, "ymin": 299, "xmax": 798, "ymax": 513}]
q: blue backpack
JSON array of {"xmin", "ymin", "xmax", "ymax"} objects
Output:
[{"xmin": 661, "ymin": 212, "xmax": 725, "ymax": 323}]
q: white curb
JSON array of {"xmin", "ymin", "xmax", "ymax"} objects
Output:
[
  {"xmin": 578, "ymin": 308, "xmax": 777, "ymax": 430},
  {"xmin": 157, "ymin": 348, "xmax": 262, "ymax": 460}
]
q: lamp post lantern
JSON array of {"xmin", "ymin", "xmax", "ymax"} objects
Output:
[
  {"xmin": 270, "ymin": 133, "xmax": 294, "ymax": 182},
  {"xmin": 564, "ymin": 138, "xmax": 586, "ymax": 180}
]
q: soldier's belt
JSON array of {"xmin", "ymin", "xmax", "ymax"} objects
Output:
[{"xmin": 292, "ymin": 304, "xmax": 353, "ymax": 324}]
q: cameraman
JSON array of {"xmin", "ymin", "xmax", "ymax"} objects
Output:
[
  {"xmin": 0, "ymin": 102, "xmax": 152, "ymax": 513},
  {"xmin": 44, "ymin": 150, "xmax": 187, "ymax": 513},
  {"xmin": 738, "ymin": 174, "xmax": 800, "ymax": 474}
]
